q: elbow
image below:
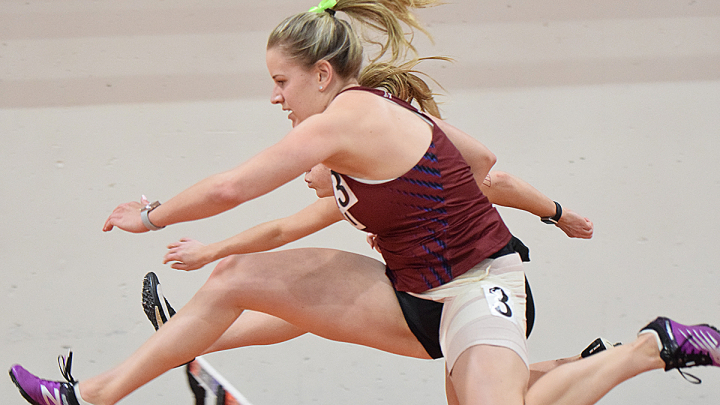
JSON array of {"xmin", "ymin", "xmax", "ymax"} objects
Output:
[
  {"xmin": 488, "ymin": 170, "xmax": 510, "ymax": 190},
  {"xmin": 207, "ymin": 175, "xmax": 247, "ymax": 208},
  {"xmin": 485, "ymin": 152, "xmax": 497, "ymax": 171},
  {"xmin": 482, "ymin": 171, "xmax": 515, "ymax": 204},
  {"xmin": 474, "ymin": 152, "xmax": 496, "ymax": 177}
]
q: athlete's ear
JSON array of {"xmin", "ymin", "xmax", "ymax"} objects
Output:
[{"xmin": 315, "ymin": 59, "xmax": 333, "ymax": 90}]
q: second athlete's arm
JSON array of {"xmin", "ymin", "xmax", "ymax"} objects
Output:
[
  {"xmin": 164, "ymin": 197, "xmax": 343, "ymax": 270},
  {"xmin": 432, "ymin": 118, "xmax": 592, "ymax": 239},
  {"xmin": 481, "ymin": 171, "xmax": 594, "ymax": 239}
]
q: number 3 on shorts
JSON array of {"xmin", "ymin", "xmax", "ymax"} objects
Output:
[{"xmin": 484, "ymin": 285, "xmax": 516, "ymax": 321}]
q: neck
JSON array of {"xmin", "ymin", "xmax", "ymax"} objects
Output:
[
  {"xmin": 323, "ymin": 78, "xmax": 360, "ymax": 106},
  {"xmin": 339, "ymin": 79, "xmax": 360, "ymax": 92}
]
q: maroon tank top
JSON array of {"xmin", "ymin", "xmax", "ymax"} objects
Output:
[{"xmin": 331, "ymin": 86, "xmax": 511, "ymax": 293}]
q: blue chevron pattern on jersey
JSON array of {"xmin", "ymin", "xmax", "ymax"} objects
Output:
[{"xmin": 395, "ymin": 141, "xmax": 454, "ymax": 287}]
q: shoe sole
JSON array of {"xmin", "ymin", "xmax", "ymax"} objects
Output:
[{"xmin": 142, "ymin": 272, "xmax": 175, "ymax": 330}]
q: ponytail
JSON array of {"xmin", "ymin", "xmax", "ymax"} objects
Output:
[
  {"xmin": 334, "ymin": 0, "xmax": 440, "ymax": 64},
  {"xmin": 359, "ymin": 57, "xmax": 451, "ymax": 118}
]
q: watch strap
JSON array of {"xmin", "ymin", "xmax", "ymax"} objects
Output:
[
  {"xmin": 141, "ymin": 201, "xmax": 165, "ymax": 231},
  {"xmin": 541, "ymin": 201, "xmax": 562, "ymax": 225}
]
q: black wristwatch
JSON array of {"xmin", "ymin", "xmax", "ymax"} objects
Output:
[{"xmin": 541, "ymin": 201, "xmax": 562, "ymax": 225}]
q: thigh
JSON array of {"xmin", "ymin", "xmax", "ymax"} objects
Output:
[
  {"xmin": 450, "ymin": 345, "xmax": 529, "ymax": 405},
  {"xmin": 205, "ymin": 248, "xmax": 430, "ymax": 359},
  {"xmin": 435, "ymin": 256, "xmax": 528, "ymax": 372}
]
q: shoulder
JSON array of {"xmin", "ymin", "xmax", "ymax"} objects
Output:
[
  {"xmin": 305, "ymin": 89, "xmax": 386, "ymax": 136},
  {"xmin": 328, "ymin": 88, "xmax": 387, "ymax": 115}
]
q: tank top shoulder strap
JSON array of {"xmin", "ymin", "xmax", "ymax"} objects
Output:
[{"xmin": 337, "ymin": 86, "xmax": 434, "ymax": 122}]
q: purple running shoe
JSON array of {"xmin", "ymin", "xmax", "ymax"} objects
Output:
[
  {"xmin": 9, "ymin": 352, "xmax": 80, "ymax": 405},
  {"xmin": 640, "ymin": 317, "xmax": 720, "ymax": 383}
]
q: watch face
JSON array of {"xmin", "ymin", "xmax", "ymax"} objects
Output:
[{"xmin": 142, "ymin": 201, "xmax": 160, "ymax": 212}]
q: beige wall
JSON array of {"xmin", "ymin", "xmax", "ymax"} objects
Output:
[{"xmin": 2, "ymin": 1, "xmax": 719, "ymax": 404}]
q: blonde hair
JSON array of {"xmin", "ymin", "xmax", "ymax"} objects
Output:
[
  {"xmin": 359, "ymin": 57, "xmax": 450, "ymax": 117},
  {"xmin": 267, "ymin": 0, "xmax": 447, "ymax": 116}
]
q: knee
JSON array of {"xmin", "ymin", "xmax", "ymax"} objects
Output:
[
  {"xmin": 202, "ymin": 255, "xmax": 267, "ymax": 305},
  {"xmin": 207, "ymin": 254, "xmax": 256, "ymax": 287},
  {"xmin": 212, "ymin": 255, "xmax": 243, "ymax": 277}
]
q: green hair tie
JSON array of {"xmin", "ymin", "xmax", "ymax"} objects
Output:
[{"xmin": 309, "ymin": 0, "xmax": 337, "ymax": 13}]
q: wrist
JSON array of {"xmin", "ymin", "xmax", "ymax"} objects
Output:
[
  {"xmin": 207, "ymin": 245, "xmax": 221, "ymax": 264},
  {"xmin": 206, "ymin": 241, "xmax": 229, "ymax": 264},
  {"xmin": 141, "ymin": 201, "xmax": 166, "ymax": 231},
  {"xmin": 540, "ymin": 201, "xmax": 562, "ymax": 225}
]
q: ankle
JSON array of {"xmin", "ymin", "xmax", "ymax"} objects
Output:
[
  {"xmin": 634, "ymin": 333, "xmax": 665, "ymax": 369},
  {"xmin": 76, "ymin": 381, "xmax": 102, "ymax": 405}
]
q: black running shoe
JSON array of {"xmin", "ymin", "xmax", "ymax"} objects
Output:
[
  {"xmin": 639, "ymin": 316, "xmax": 720, "ymax": 383},
  {"xmin": 142, "ymin": 272, "xmax": 176, "ymax": 331},
  {"xmin": 9, "ymin": 352, "xmax": 80, "ymax": 405},
  {"xmin": 141, "ymin": 273, "xmax": 195, "ymax": 368}
]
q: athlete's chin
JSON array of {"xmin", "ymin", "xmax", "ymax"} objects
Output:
[{"xmin": 288, "ymin": 112, "xmax": 302, "ymax": 127}]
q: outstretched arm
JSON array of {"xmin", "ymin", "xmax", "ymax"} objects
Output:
[
  {"xmin": 163, "ymin": 197, "xmax": 343, "ymax": 270},
  {"xmin": 480, "ymin": 171, "xmax": 593, "ymax": 239},
  {"xmin": 103, "ymin": 114, "xmax": 342, "ymax": 233},
  {"xmin": 432, "ymin": 118, "xmax": 592, "ymax": 239}
]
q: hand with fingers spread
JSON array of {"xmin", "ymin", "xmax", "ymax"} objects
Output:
[
  {"xmin": 103, "ymin": 196, "xmax": 151, "ymax": 233},
  {"xmin": 163, "ymin": 238, "xmax": 213, "ymax": 271}
]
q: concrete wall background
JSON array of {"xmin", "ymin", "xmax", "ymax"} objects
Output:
[{"xmin": 2, "ymin": 1, "xmax": 719, "ymax": 403}]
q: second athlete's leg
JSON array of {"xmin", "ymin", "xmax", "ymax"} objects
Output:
[
  {"xmin": 204, "ymin": 310, "xmax": 305, "ymax": 353},
  {"xmin": 77, "ymin": 248, "xmax": 428, "ymax": 404},
  {"xmin": 144, "ymin": 271, "xmax": 306, "ymax": 353}
]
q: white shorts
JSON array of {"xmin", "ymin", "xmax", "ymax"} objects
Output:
[{"xmin": 411, "ymin": 254, "xmax": 528, "ymax": 372}]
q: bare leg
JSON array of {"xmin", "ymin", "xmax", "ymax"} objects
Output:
[
  {"xmin": 209, "ymin": 312, "xmax": 608, "ymax": 393},
  {"xmin": 449, "ymin": 345, "xmax": 529, "ymax": 405},
  {"xmin": 446, "ymin": 334, "xmax": 664, "ymax": 405},
  {"xmin": 76, "ymin": 249, "xmax": 429, "ymax": 404},
  {"xmin": 168, "ymin": 281, "xmax": 593, "ymax": 383},
  {"xmin": 445, "ymin": 354, "xmax": 586, "ymax": 399},
  {"xmin": 203, "ymin": 310, "xmax": 305, "ymax": 353},
  {"xmin": 445, "ymin": 368, "xmax": 460, "ymax": 405},
  {"xmin": 525, "ymin": 333, "xmax": 664, "ymax": 405},
  {"xmin": 445, "ymin": 351, "xmax": 595, "ymax": 400},
  {"xmin": 528, "ymin": 356, "xmax": 579, "ymax": 388}
]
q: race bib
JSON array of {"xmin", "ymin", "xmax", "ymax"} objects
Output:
[
  {"xmin": 331, "ymin": 172, "xmax": 367, "ymax": 230},
  {"xmin": 483, "ymin": 284, "xmax": 519, "ymax": 325}
]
